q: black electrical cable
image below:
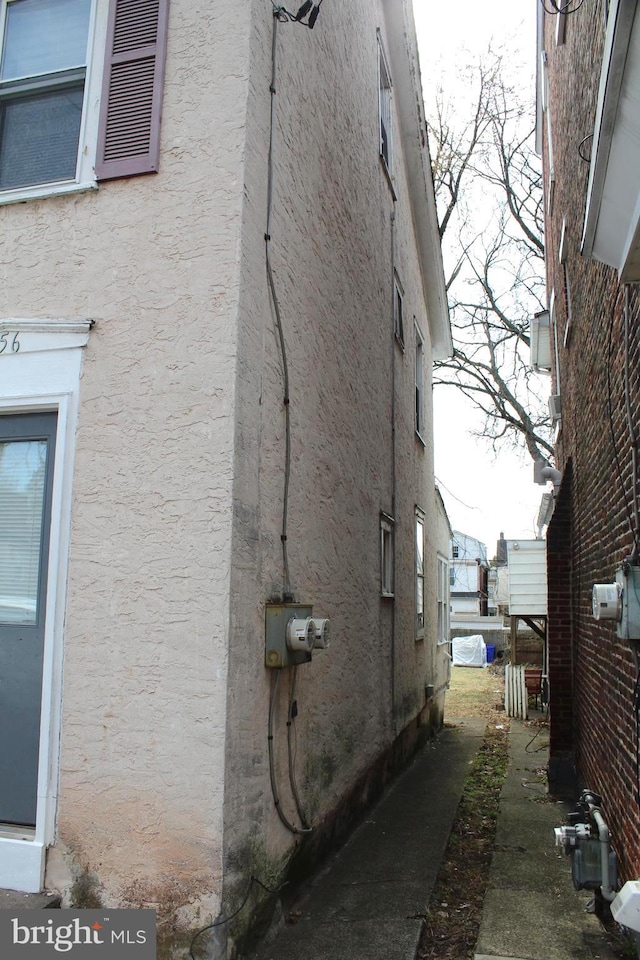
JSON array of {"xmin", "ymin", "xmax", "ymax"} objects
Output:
[
  {"xmin": 577, "ymin": 134, "xmax": 593, "ymax": 163},
  {"xmin": 268, "ymin": 669, "xmax": 312, "ymax": 834},
  {"xmin": 539, "ymin": 0, "xmax": 586, "ymax": 15},
  {"xmin": 265, "ymin": 10, "xmax": 293, "ymax": 599},
  {"xmin": 287, "ymin": 666, "xmax": 311, "ymax": 829},
  {"xmin": 270, "ymin": 0, "xmax": 324, "ymax": 27},
  {"xmin": 188, "ymin": 876, "xmax": 281, "ymax": 959},
  {"xmin": 525, "ymin": 723, "xmax": 549, "ymax": 753}
]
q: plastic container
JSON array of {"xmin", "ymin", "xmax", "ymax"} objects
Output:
[{"xmin": 486, "ymin": 644, "xmax": 496, "ymax": 664}]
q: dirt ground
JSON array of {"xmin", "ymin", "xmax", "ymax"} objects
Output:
[{"xmin": 417, "ymin": 664, "xmax": 509, "ymax": 960}]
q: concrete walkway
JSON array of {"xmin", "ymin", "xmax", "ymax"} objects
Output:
[
  {"xmin": 253, "ymin": 718, "xmax": 486, "ymax": 960},
  {"xmin": 0, "ymin": 712, "xmax": 623, "ymax": 959},
  {"xmin": 253, "ymin": 714, "xmax": 622, "ymax": 960},
  {"xmin": 475, "ymin": 718, "xmax": 619, "ymax": 960}
]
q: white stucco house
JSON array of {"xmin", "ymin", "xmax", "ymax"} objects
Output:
[{"xmin": 0, "ymin": 0, "xmax": 451, "ymax": 952}]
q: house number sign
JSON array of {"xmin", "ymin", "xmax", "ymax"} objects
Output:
[{"xmin": 0, "ymin": 332, "xmax": 20, "ymax": 354}]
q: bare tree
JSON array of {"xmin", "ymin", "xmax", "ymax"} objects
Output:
[{"xmin": 429, "ymin": 54, "xmax": 554, "ymax": 463}]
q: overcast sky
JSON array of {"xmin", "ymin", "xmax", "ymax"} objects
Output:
[{"xmin": 412, "ymin": 0, "xmax": 545, "ymax": 556}]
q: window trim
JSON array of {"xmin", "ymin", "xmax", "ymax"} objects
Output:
[
  {"xmin": 415, "ymin": 320, "xmax": 425, "ymax": 441},
  {"xmin": 0, "ymin": 0, "xmax": 106, "ymax": 206},
  {"xmin": 377, "ymin": 31, "xmax": 393, "ymax": 176},
  {"xmin": 380, "ymin": 512, "xmax": 394, "ymax": 599},
  {"xmin": 0, "ymin": 317, "xmax": 91, "ymax": 891},
  {"xmin": 437, "ymin": 553, "xmax": 450, "ymax": 645},
  {"xmin": 415, "ymin": 506, "xmax": 425, "ymax": 640}
]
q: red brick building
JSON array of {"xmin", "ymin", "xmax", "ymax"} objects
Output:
[{"xmin": 537, "ymin": 0, "xmax": 640, "ymax": 880}]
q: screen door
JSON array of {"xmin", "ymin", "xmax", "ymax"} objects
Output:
[{"xmin": 0, "ymin": 412, "xmax": 56, "ymax": 826}]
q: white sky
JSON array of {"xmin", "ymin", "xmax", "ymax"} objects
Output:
[{"xmin": 412, "ymin": 0, "xmax": 545, "ymax": 557}]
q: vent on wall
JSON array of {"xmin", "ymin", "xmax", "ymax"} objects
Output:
[
  {"xmin": 549, "ymin": 394, "xmax": 562, "ymax": 422},
  {"xmin": 530, "ymin": 310, "xmax": 552, "ymax": 373}
]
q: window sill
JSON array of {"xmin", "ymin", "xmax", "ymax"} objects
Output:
[
  {"xmin": 0, "ymin": 179, "xmax": 98, "ymax": 207},
  {"xmin": 381, "ymin": 591, "xmax": 395, "ymax": 600},
  {"xmin": 415, "ymin": 430, "xmax": 426, "ymax": 448}
]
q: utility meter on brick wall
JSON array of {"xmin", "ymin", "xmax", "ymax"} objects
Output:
[
  {"xmin": 592, "ymin": 582, "xmax": 622, "ymax": 621},
  {"xmin": 592, "ymin": 567, "xmax": 640, "ymax": 640}
]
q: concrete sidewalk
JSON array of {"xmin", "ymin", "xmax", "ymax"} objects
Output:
[
  {"xmin": 252, "ymin": 713, "xmax": 622, "ymax": 960},
  {"xmin": 253, "ymin": 717, "xmax": 486, "ymax": 960},
  {"xmin": 0, "ymin": 709, "xmax": 625, "ymax": 959},
  {"xmin": 475, "ymin": 718, "xmax": 620, "ymax": 960}
]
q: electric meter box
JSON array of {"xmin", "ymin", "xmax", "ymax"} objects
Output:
[
  {"xmin": 592, "ymin": 582, "xmax": 622, "ymax": 621},
  {"xmin": 617, "ymin": 566, "xmax": 640, "ymax": 641},
  {"xmin": 265, "ymin": 603, "xmax": 313, "ymax": 668},
  {"xmin": 612, "ymin": 880, "xmax": 640, "ymax": 934}
]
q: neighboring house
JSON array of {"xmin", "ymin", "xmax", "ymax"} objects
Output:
[
  {"xmin": 0, "ymin": 0, "xmax": 451, "ymax": 951},
  {"xmin": 536, "ymin": 0, "xmax": 640, "ymax": 881},
  {"xmin": 450, "ymin": 531, "xmax": 489, "ymax": 617},
  {"xmin": 488, "ymin": 532, "xmax": 509, "ymax": 618},
  {"xmin": 506, "ymin": 539, "xmax": 547, "ymax": 669}
]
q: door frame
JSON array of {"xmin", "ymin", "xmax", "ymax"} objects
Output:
[{"xmin": 0, "ymin": 319, "xmax": 92, "ymax": 891}]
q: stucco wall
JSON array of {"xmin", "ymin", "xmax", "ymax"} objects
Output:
[
  {"xmin": 222, "ymin": 0, "xmax": 446, "ymax": 911},
  {"xmin": 0, "ymin": 0, "xmax": 448, "ymax": 941},
  {"xmin": 0, "ymin": 0, "xmax": 251, "ymax": 924}
]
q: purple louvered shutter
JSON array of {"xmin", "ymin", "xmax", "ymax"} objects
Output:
[{"xmin": 95, "ymin": 0, "xmax": 169, "ymax": 181}]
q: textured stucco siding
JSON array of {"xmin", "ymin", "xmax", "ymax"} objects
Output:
[
  {"xmin": 0, "ymin": 0, "xmax": 448, "ymax": 938},
  {"xmin": 0, "ymin": 0, "xmax": 251, "ymax": 921},
  {"xmin": 223, "ymin": 0, "xmax": 446, "ymax": 897}
]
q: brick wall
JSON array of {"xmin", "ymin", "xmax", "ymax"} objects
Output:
[{"xmin": 542, "ymin": 1, "xmax": 640, "ymax": 876}]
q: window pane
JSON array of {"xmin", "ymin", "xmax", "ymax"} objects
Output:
[
  {"xmin": 0, "ymin": 440, "xmax": 47, "ymax": 624},
  {"xmin": 416, "ymin": 517, "xmax": 424, "ymax": 574},
  {"xmin": 0, "ymin": 85, "xmax": 84, "ymax": 189},
  {"xmin": 1, "ymin": 0, "xmax": 91, "ymax": 81}
]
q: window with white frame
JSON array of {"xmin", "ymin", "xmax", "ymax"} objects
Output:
[
  {"xmin": 393, "ymin": 274, "xmax": 404, "ymax": 348},
  {"xmin": 380, "ymin": 513, "xmax": 394, "ymax": 598},
  {"xmin": 415, "ymin": 322, "xmax": 424, "ymax": 438},
  {"xmin": 0, "ymin": 0, "xmax": 93, "ymax": 191},
  {"xmin": 0, "ymin": 0, "xmax": 169, "ymax": 201},
  {"xmin": 437, "ymin": 554, "xmax": 449, "ymax": 645},
  {"xmin": 378, "ymin": 35, "xmax": 392, "ymax": 172},
  {"xmin": 415, "ymin": 507, "xmax": 424, "ymax": 638}
]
